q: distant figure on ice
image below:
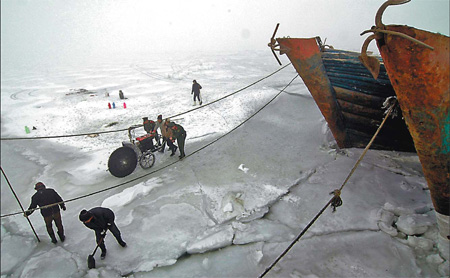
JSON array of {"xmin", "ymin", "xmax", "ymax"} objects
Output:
[
  {"xmin": 167, "ymin": 121, "xmax": 186, "ymax": 159},
  {"xmin": 79, "ymin": 207, "xmax": 127, "ymax": 260},
  {"xmin": 24, "ymin": 182, "xmax": 66, "ymax": 244},
  {"xmin": 191, "ymin": 80, "xmax": 202, "ymax": 106},
  {"xmin": 119, "ymin": 90, "xmax": 125, "ymax": 99}
]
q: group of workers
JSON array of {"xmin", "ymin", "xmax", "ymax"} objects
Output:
[
  {"xmin": 24, "ymin": 117, "xmax": 190, "ymax": 262},
  {"xmin": 25, "ymin": 182, "xmax": 126, "ymax": 260},
  {"xmin": 24, "ymin": 113, "xmax": 188, "ymax": 261},
  {"xmin": 142, "ymin": 115, "xmax": 186, "ymax": 159},
  {"xmin": 22, "ymin": 80, "xmax": 204, "ymax": 262},
  {"xmin": 139, "ymin": 79, "xmax": 201, "ymax": 159}
]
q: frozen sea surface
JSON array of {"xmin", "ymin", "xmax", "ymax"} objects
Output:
[{"xmin": 1, "ymin": 51, "xmax": 448, "ymax": 277}]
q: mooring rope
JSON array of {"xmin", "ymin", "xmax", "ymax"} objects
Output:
[
  {"xmin": 258, "ymin": 97, "xmax": 398, "ymax": 278},
  {"xmin": 0, "ymin": 63, "xmax": 291, "ymax": 141},
  {"xmin": 0, "ymin": 74, "xmax": 299, "ymax": 219},
  {"xmin": 0, "ymin": 166, "xmax": 41, "ymax": 242}
]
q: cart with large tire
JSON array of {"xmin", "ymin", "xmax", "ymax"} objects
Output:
[{"xmin": 108, "ymin": 125, "xmax": 161, "ymax": 178}]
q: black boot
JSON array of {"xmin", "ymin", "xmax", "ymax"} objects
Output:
[
  {"xmin": 49, "ymin": 233, "xmax": 57, "ymax": 244},
  {"xmin": 159, "ymin": 141, "xmax": 165, "ymax": 153},
  {"xmin": 101, "ymin": 249, "xmax": 107, "ymax": 260},
  {"xmin": 170, "ymin": 146, "xmax": 178, "ymax": 156},
  {"xmin": 119, "ymin": 240, "xmax": 127, "ymax": 247},
  {"xmin": 57, "ymin": 231, "xmax": 65, "ymax": 242}
]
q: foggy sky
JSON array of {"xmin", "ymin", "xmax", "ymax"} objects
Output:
[{"xmin": 1, "ymin": 0, "xmax": 449, "ymax": 68}]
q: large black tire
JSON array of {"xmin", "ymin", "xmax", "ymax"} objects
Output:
[{"xmin": 108, "ymin": 147, "xmax": 137, "ymax": 178}]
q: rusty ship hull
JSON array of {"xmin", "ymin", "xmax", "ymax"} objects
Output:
[
  {"xmin": 374, "ymin": 25, "xmax": 449, "ymax": 215},
  {"xmin": 275, "ymin": 36, "xmax": 415, "ymax": 152}
]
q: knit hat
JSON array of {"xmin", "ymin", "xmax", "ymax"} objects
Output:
[
  {"xmin": 79, "ymin": 209, "xmax": 93, "ymax": 222},
  {"xmin": 34, "ymin": 182, "xmax": 46, "ymax": 190}
]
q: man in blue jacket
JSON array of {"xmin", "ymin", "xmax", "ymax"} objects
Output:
[
  {"xmin": 25, "ymin": 182, "xmax": 66, "ymax": 244},
  {"xmin": 79, "ymin": 207, "xmax": 127, "ymax": 259}
]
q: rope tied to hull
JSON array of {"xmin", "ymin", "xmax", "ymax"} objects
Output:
[
  {"xmin": 333, "ymin": 96, "xmax": 398, "ymax": 196},
  {"xmin": 259, "ymin": 97, "xmax": 399, "ymax": 278}
]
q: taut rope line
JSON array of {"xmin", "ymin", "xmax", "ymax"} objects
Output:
[
  {"xmin": 0, "ymin": 64, "xmax": 291, "ymax": 141},
  {"xmin": 0, "ymin": 75, "xmax": 299, "ymax": 219},
  {"xmin": 1, "ymin": 166, "xmax": 41, "ymax": 242},
  {"xmin": 258, "ymin": 97, "xmax": 398, "ymax": 278}
]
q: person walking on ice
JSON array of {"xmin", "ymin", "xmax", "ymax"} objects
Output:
[
  {"xmin": 191, "ymin": 80, "xmax": 202, "ymax": 106},
  {"xmin": 79, "ymin": 207, "xmax": 127, "ymax": 260},
  {"xmin": 24, "ymin": 182, "xmax": 66, "ymax": 244}
]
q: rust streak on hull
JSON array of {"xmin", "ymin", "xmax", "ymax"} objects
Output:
[
  {"xmin": 376, "ymin": 25, "xmax": 450, "ymax": 215},
  {"xmin": 276, "ymin": 37, "xmax": 348, "ymax": 147},
  {"xmin": 275, "ymin": 37, "xmax": 415, "ymax": 152}
]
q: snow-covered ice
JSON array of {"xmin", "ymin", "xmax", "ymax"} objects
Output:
[{"xmin": 1, "ymin": 51, "xmax": 448, "ymax": 277}]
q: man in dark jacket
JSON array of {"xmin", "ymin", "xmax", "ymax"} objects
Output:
[
  {"xmin": 168, "ymin": 122, "xmax": 186, "ymax": 159},
  {"xmin": 191, "ymin": 80, "xmax": 202, "ymax": 105},
  {"xmin": 79, "ymin": 207, "xmax": 127, "ymax": 260},
  {"xmin": 119, "ymin": 90, "xmax": 125, "ymax": 99},
  {"xmin": 143, "ymin": 117, "xmax": 156, "ymax": 134},
  {"xmin": 24, "ymin": 182, "xmax": 66, "ymax": 244},
  {"xmin": 142, "ymin": 117, "xmax": 157, "ymax": 150}
]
